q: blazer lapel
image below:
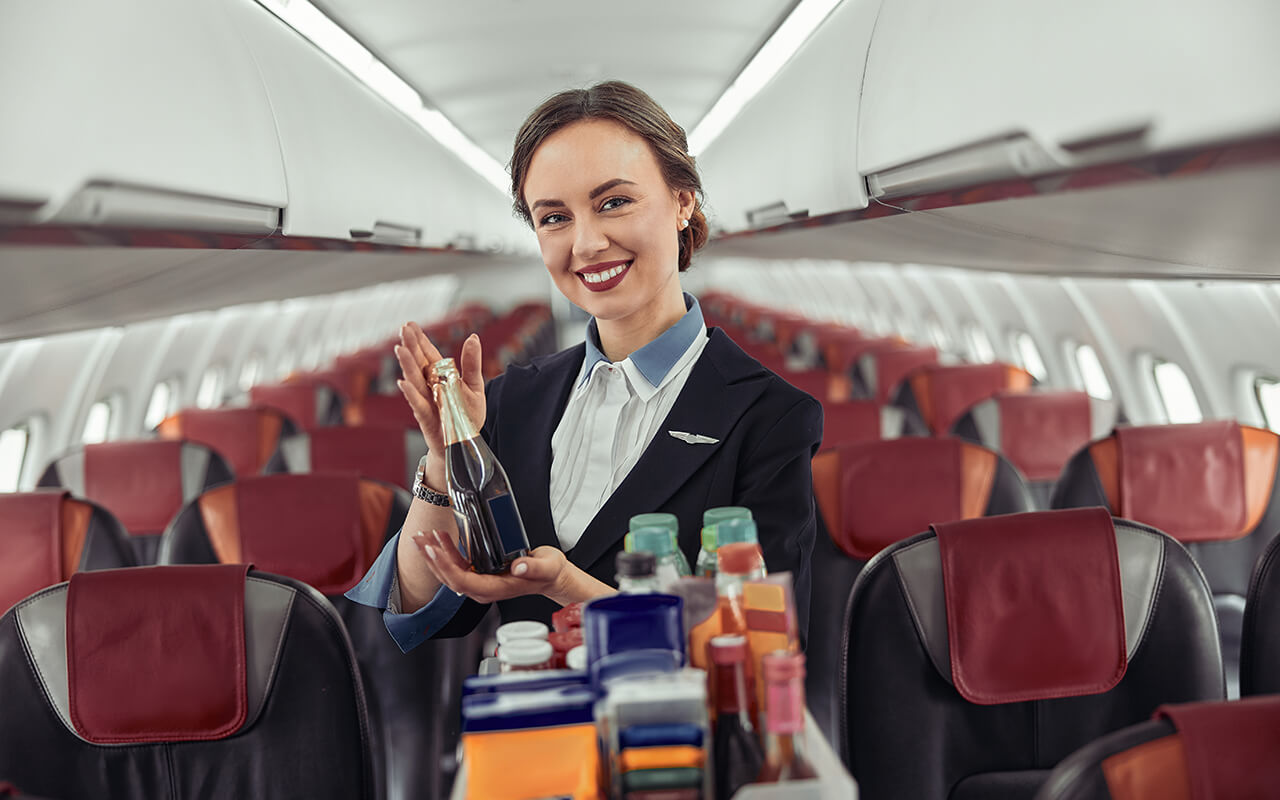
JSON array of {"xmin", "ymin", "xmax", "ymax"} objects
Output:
[
  {"xmin": 567, "ymin": 329, "xmax": 770, "ymax": 571},
  {"xmin": 500, "ymin": 345, "xmax": 582, "ymax": 550}
]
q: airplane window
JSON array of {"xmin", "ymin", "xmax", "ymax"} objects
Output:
[
  {"xmin": 1074, "ymin": 345, "xmax": 1113, "ymax": 400},
  {"xmin": 0, "ymin": 424, "xmax": 29, "ymax": 492},
  {"xmin": 1254, "ymin": 377, "xmax": 1280, "ymax": 431},
  {"xmin": 144, "ymin": 379, "xmax": 178, "ymax": 431},
  {"xmin": 1152, "ymin": 360, "xmax": 1203, "ymax": 424},
  {"xmin": 82, "ymin": 400, "xmax": 113, "ymax": 444},
  {"xmin": 239, "ymin": 354, "xmax": 263, "ymax": 391},
  {"xmin": 1014, "ymin": 332, "xmax": 1048, "ymax": 382},
  {"xmin": 196, "ymin": 365, "xmax": 226, "ymax": 409},
  {"xmin": 967, "ymin": 324, "xmax": 995, "ymax": 363}
]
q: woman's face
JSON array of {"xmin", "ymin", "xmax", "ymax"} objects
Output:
[{"xmin": 522, "ymin": 119, "xmax": 694, "ymax": 324}]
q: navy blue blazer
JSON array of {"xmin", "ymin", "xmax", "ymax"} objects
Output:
[{"xmin": 433, "ymin": 327, "xmax": 823, "ymax": 640}]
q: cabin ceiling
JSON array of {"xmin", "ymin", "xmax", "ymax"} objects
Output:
[{"xmin": 316, "ymin": 0, "xmax": 798, "ymax": 164}]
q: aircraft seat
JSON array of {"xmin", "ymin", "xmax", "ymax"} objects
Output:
[
  {"xmin": 158, "ymin": 405, "xmax": 297, "ymax": 477},
  {"xmin": 807, "ymin": 437, "xmax": 1033, "ymax": 745},
  {"xmin": 780, "ymin": 367, "xmax": 843, "ymax": 403},
  {"xmin": 817, "ymin": 400, "xmax": 913, "ymax": 452},
  {"xmin": 0, "ymin": 491, "xmax": 136, "ymax": 616},
  {"xmin": 952, "ymin": 391, "xmax": 1119, "ymax": 507},
  {"xmin": 1035, "ymin": 695, "xmax": 1280, "ymax": 800},
  {"xmin": 891, "ymin": 361, "xmax": 1034, "ymax": 434},
  {"xmin": 37, "ymin": 440, "xmax": 233, "ymax": 564},
  {"xmin": 856, "ymin": 343, "xmax": 940, "ymax": 405},
  {"xmin": 1241, "ymin": 531, "xmax": 1280, "ymax": 696},
  {"xmin": 336, "ymin": 349, "xmax": 396, "ymax": 395},
  {"xmin": 355, "ymin": 392, "xmax": 420, "ymax": 431},
  {"xmin": 844, "ymin": 508, "xmax": 1223, "ymax": 800},
  {"xmin": 251, "ymin": 381, "xmax": 345, "ymax": 431},
  {"xmin": 267, "ymin": 425, "xmax": 427, "ymax": 491},
  {"xmin": 157, "ymin": 473, "xmax": 476, "ymax": 800},
  {"xmin": 0, "ymin": 564, "xmax": 376, "ymax": 798},
  {"xmin": 1051, "ymin": 421, "xmax": 1280, "ymax": 696}
]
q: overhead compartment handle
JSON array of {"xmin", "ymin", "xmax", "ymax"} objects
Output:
[{"xmin": 349, "ymin": 220, "xmax": 422, "ymax": 246}]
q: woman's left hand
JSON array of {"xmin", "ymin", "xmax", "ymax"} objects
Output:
[{"xmin": 415, "ymin": 530, "xmax": 614, "ymax": 606}]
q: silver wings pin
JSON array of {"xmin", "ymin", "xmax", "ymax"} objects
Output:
[{"xmin": 668, "ymin": 430, "xmax": 720, "ymax": 445}]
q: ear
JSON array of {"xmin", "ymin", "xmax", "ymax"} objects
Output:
[{"xmin": 674, "ymin": 189, "xmax": 696, "ymax": 223}]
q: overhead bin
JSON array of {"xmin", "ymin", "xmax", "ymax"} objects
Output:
[
  {"xmin": 697, "ymin": 0, "xmax": 880, "ymax": 233},
  {"xmin": 858, "ymin": 0, "xmax": 1280, "ymax": 198},
  {"xmin": 0, "ymin": 0, "xmax": 286, "ymax": 233}
]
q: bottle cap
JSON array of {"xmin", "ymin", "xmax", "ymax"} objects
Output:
[
  {"xmin": 498, "ymin": 638, "xmax": 553, "ymax": 667},
  {"xmin": 495, "ymin": 620, "xmax": 549, "ymax": 646},
  {"xmin": 718, "ymin": 542, "xmax": 764, "ymax": 575},
  {"xmin": 616, "ymin": 550, "xmax": 657, "ymax": 578},
  {"xmin": 702, "ymin": 506, "xmax": 752, "ymax": 527},
  {"xmin": 629, "ymin": 512, "xmax": 678, "ymax": 537},
  {"xmin": 630, "ymin": 526, "xmax": 675, "ymax": 557},
  {"xmin": 700, "ymin": 526, "xmax": 718, "ymax": 552},
  {"xmin": 708, "ymin": 634, "xmax": 748, "ymax": 665},
  {"xmin": 566, "ymin": 645, "xmax": 588, "ymax": 671},
  {"xmin": 551, "ymin": 602, "xmax": 583, "ymax": 632},
  {"xmin": 716, "ymin": 518, "xmax": 758, "ymax": 546},
  {"xmin": 762, "ymin": 651, "xmax": 806, "ymax": 682}
]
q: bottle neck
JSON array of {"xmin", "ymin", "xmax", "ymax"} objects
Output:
[
  {"xmin": 617, "ymin": 575, "xmax": 659, "ymax": 593},
  {"xmin": 712, "ymin": 658, "xmax": 754, "ymax": 729},
  {"xmin": 764, "ymin": 674, "xmax": 806, "ymax": 736},
  {"xmin": 437, "ymin": 370, "xmax": 479, "ymax": 445}
]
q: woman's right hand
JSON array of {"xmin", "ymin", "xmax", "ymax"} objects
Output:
[{"xmin": 394, "ymin": 322, "xmax": 486, "ymax": 463}]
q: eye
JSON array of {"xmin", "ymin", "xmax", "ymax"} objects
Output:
[
  {"xmin": 600, "ymin": 196, "xmax": 631, "ymax": 212},
  {"xmin": 538, "ymin": 212, "xmax": 569, "ymax": 227}
]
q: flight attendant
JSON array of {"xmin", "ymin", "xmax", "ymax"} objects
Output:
[{"xmin": 347, "ymin": 81, "xmax": 822, "ymax": 650}]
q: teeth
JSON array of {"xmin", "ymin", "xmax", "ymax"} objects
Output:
[{"xmin": 583, "ymin": 263, "xmax": 628, "ymax": 284}]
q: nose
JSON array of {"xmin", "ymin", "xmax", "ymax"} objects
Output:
[{"xmin": 572, "ymin": 216, "xmax": 609, "ymax": 263}]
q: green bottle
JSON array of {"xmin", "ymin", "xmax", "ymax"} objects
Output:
[
  {"xmin": 696, "ymin": 507, "xmax": 754, "ymax": 578},
  {"xmin": 627, "ymin": 512, "xmax": 692, "ymax": 576}
]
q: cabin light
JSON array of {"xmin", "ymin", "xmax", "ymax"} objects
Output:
[
  {"xmin": 687, "ymin": 0, "xmax": 843, "ymax": 156},
  {"xmin": 254, "ymin": 0, "xmax": 510, "ymax": 196}
]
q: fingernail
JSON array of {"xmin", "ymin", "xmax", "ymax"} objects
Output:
[
  {"xmin": 423, "ymin": 545, "xmax": 438, "ymax": 561},
  {"xmin": 512, "ymin": 562, "xmax": 528, "ymax": 576}
]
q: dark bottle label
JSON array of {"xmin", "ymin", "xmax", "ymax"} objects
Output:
[{"xmin": 486, "ymin": 493, "xmax": 528, "ymax": 556}]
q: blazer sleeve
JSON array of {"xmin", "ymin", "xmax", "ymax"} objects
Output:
[{"xmin": 733, "ymin": 392, "xmax": 824, "ymax": 644}]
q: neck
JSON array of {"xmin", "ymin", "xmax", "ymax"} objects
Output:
[{"xmin": 595, "ymin": 277, "xmax": 687, "ymax": 362}]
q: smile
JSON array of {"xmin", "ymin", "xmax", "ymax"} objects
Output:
[{"xmin": 576, "ymin": 261, "xmax": 632, "ymax": 292}]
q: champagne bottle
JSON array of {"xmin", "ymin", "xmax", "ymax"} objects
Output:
[{"xmin": 431, "ymin": 357, "xmax": 530, "ymax": 574}]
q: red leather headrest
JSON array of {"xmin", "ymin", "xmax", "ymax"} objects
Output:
[
  {"xmin": 909, "ymin": 363, "xmax": 1031, "ymax": 434},
  {"xmin": 934, "ymin": 508, "xmax": 1126, "ymax": 704},
  {"xmin": 84, "ymin": 441, "xmax": 185, "ymax": 535},
  {"xmin": 834, "ymin": 438, "xmax": 997, "ymax": 560},
  {"xmin": 996, "ymin": 391, "xmax": 1092, "ymax": 481},
  {"xmin": 161, "ymin": 407, "xmax": 284, "ymax": 477},
  {"xmin": 821, "ymin": 333, "xmax": 887, "ymax": 373},
  {"xmin": 68, "ymin": 564, "xmax": 250, "ymax": 743},
  {"xmin": 1151, "ymin": 696, "xmax": 1280, "ymax": 800},
  {"xmin": 308, "ymin": 426, "xmax": 409, "ymax": 489},
  {"xmin": 251, "ymin": 384, "xmax": 321, "ymax": 430},
  {"xmin": 821, "ymin": 401, "xmax": 883, "ymax": 452},
  {"xmin": 871, "ymin": 345, "xmax": 939, "ymax": 404},
  {"xmin": 1114, "ymin": 422, "xmax": 1256, "ymax": 542},
  {"xmin": 357, "ymin": 393, "xmax": 419, "ymax": 431},
  {"xmin": 781, "ymin": 369, "xmax": 830, "ymax": 402},
  {"xmin": 0, "ymin": 491, "xmax": 76, "ymax": 613}
]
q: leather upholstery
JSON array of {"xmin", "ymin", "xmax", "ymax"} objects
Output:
[
  {"xmin": 844, "ymin": 516, "xmax": 1223, "ymax": 800},
  {"xmin": 1037, "ymin": 695, "xmax": 1280, "ymax": 800},
  {"xmin": 806, "ymin": 437, "xmax": 1033, "ymax": 745},
  {"xmin": 250, "ymin": 382, "xmax": 345, "ymax": 431},
  {"xmin": 0, "ymin": 567, "xmax": 376, "ymax": 799},
  {"xmin": 38, "ymin": 441, "xmax": 232, "ymax": 564},
  {"xmin": 0, "ymin": 491, "xmax": 135, "ymax": 615},
  {"xmin": 267, "ymin": 425, "xmax": 426, "ymax": 492},
  {"xmin": 158, "ymin": 405, "xmax": 296, "ymax": 477},
  {"xmin": 893, "ymin": 362, "xmax": 1034, "ymax": 435},
  {"xmin": 157, "ymin": 474, "xmax": 478, "ymax": 800},
  {"xmin": 1241, "ymin": 532, "xmax": 1280, "ymax": 695},
  {"xmin": 952, "ymin": 392, "xmax": 1118, "ymax": 508},
  {"xmin": 1052, "ymin": 422, "xmax": 1280, "ymax": 695},
  {"xmin": 357, "ymin": 393, "xmax": 420, "ymax": 431},
  {"xmin": 856, "ymin": 344, "xmax": 939, "ymax": 405}
]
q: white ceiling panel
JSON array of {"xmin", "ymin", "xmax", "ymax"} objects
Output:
[{"xmin": 318, "ymin": 0, "xmax": 797, "ymax": 163}]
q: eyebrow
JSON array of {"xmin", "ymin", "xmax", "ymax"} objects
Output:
[{"xmin": 529, "ymin": 179, "xmax": 638, "ymax": 213}]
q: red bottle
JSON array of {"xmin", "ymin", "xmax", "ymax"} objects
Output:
[
  {"xmin": 755, "ymin": 652, "xmax": 818, "ymax": 782},
  {"xmin": 709, "ymin": 635, "xmax": 764, "ymax": 800}
]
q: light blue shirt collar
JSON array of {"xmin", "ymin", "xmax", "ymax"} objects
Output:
[{"xmin": 580, "ymin": 293, "xmax": 704, "ymax": 388}]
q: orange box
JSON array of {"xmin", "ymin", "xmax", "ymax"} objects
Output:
[
  {"xmin": 464, "ymin": 723, "xmax": 599, "ymax": 800},
  {"xmin": 618, "ymin": 745, "xmax": 706, "ymax": 773}
]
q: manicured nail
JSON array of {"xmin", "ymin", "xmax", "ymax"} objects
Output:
[
  {"xmin": 512, "ymin": 562, "xmax": 528, "ymax": 576},
  {"xmin": 422, "ymin": 544, "xmax": 438, "ymax": 561}
]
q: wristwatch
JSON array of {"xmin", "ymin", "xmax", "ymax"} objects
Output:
[{"xmin": 412, "ymin": 454, "xmax": 451, "ymax": 507}]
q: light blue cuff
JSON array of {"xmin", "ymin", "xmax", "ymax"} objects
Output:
[{"xmin": 344, "ymin": 530, "xmax": 468, "ymax": 653}]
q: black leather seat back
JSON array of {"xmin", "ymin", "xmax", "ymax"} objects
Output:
[
  {"xmin": 1241, "ymin": 532, "xmax": 1280, "ymax": 696},
  {"xmin": 0, "ymin": 565, "xmax": 375, "ymax": 799},
  {"xmin": 844, "ymin": 510, "xmax": 1223, "ymax": 800}
]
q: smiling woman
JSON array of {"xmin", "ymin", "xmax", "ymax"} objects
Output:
[{"xmin": 345, "ymin": 81, "xmax": 823, "ymax": 649}]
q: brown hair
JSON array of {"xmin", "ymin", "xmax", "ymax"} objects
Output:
[{"xmin": 509, "ymin": 81, "xmax": 709, "ymax": 272}]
